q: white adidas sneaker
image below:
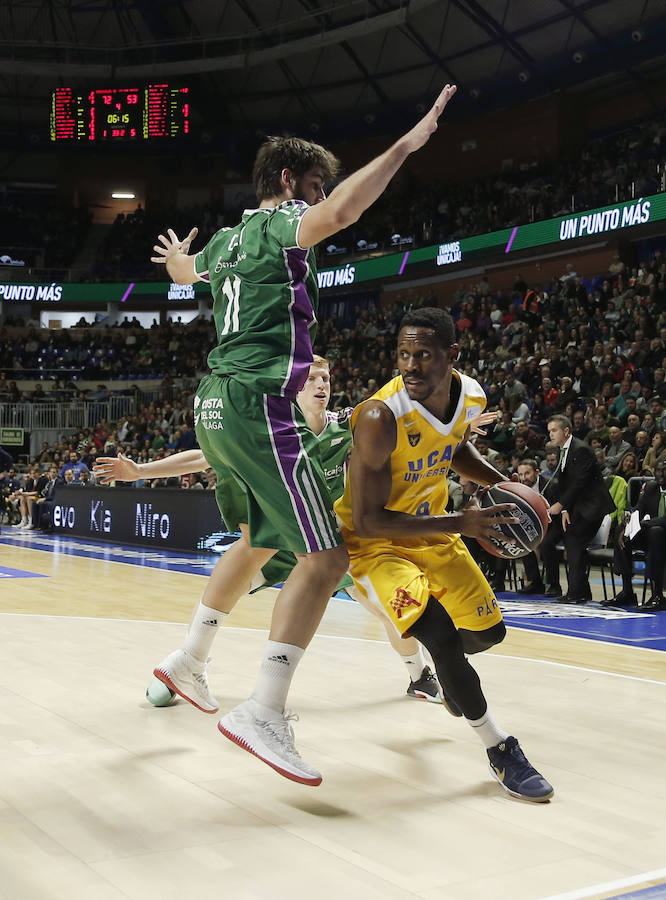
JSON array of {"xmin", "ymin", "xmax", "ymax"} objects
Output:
[
  {"xmin": 153, "ymin": 648, "xmax": 218, "ymax": 714},
  {"xmin": 218, "ymin": 700, "xmax": 322, "ymax": 786}
]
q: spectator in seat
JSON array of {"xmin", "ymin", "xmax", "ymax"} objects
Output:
[
  {"xmin": 557, "ymin": 377, "xmax": 578, "ymax": 411},
  {"xmin": 571, "ymin": 409, "xmax": 589, "ymax": 441},
  {"xmin": 649, "ymin": 397, "xmax": 665, "ymax": 431},
  {"xmin": 604, "ymin": 459, "xmax": 666, "ymax": 610},
  {"xmin": 541, "ymin": 377, "xmax": 559, "ymax": 410},
  {"xmin": 605, "ymin": 426, "xmax": 631, "ymax": 471},
  {"xmin": 618, "ymin": 397, "xmax": 639, "ymax": 429},
  {"xmin": 615, "ymin": 451, "xmax": 639, "ymax": 481},
  {"xmin": 585, "ymin": 408, "xmax": 610, "ymax": 447},
  {"xmin": 504, "ymin": 368, "xmax": 527, "ymax": 404},
  {"xmin": 175, "ymin": 423, "xmax": 197, "ymax": 451},
  {"xmin": 634, "ymin": 430, "xmax": 651, "ymax": 468},
  {"xmin": 9, "ymin": 465, "xmax": 48, "ymax": 527},
  {"xmin": 509, "ymin": 392, "xmax": 530, "ymax": 425},
  {"xmin": 26, "ymin": 465, "xmax": 62, "ymax": 530},
  {"xmin": 540, "ymin": 447, "xmax": 560, "ymax": 481},
  {"xmin": 59, "ymin": 450, "xmax": 90, "ymax": 482},
  {"xmin": 515, "ymin": 459, "xmax": 550, "ymax": 595},
  {"xmin": 595, "ymin": 447, "xmax": 613, "ymax": 478},
  {"xmin": 623, "ymin": 413, "xmax": 642, "ymax": 446},
  {"xmin": 515, "ymin": 419, "xmax": 543, "ymax": 452},
  {"xmin": 490, "ymin": 410, "xmax": 516, "ymax": 455},
  {"xmin": 77, "ymin": 468, "xmax": 95, "ymax": 487},
  {"xmin": 643, "ymin": 431, "xmax": 666, "ymax": 475},
  {"xmin": 641, "ymin": 413, "xmax": 658, "ymax": 440}
]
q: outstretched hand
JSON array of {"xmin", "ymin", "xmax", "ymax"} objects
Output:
[
  {"xmin": 469, "ymin": 411, "xmax": 499, "ymax": 436},
  {"xmin": 401, "ymin": 84, "xmax": 457, "ymax": 154},
  {"xmin": 93, "ymin": 452, "xmax": 141, "ymax": 484},
  {"xmin": 151, "ymin": 227, "xmax": 198, "ymax": 265}
]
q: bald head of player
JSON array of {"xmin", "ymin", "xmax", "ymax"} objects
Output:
[{"xmin": 397, "ymin": 307, "xmax": 459, "ymax": 416}]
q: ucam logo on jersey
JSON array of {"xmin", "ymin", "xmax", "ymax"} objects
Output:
[{"xmin": 405, "ymin": 445, "xmax": 453, "ymax": 482}]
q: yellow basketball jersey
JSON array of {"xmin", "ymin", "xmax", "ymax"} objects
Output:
[{"xmin": 335, "ymin": 370, "xmax": 487, "ymax": 542}]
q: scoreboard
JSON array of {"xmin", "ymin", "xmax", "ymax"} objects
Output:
[{"xmin": 50, "ymin": 84, "xmax": 189, "ymax": 141}]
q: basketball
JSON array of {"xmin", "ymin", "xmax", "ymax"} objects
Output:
[
  {"xmin": 146, "ymin": 676, "xmax": 177, "ymax": 707},
  {"xmin": 478, "ymin": 481, "xmax": 550, "ymax": 559}
]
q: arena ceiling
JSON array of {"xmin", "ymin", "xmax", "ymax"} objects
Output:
[{"xmin": 0, "ymin": 0, "xmax": 665, "ymax": 138}]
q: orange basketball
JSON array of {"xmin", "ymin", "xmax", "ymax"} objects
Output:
[{"xmin": 478, "ymin": 481, "xmax": 550, "ymax": 559}]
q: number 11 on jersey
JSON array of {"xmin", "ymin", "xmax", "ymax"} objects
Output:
[{"xmin": 220, "ymin": 275, "xmax": 241, "ymax": 336}]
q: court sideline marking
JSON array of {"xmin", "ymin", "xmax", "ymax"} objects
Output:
[
  {"xmin": 539, "ymin": 866, "xmax": 666, "ymax": 900},
  {"xmin": 1, "ymin": 612, "xmax": 664, "ymax": 685}
]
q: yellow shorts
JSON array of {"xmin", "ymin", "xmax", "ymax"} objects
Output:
[{"xmin": 346, "ymin": 534, "xmax": 502, "ymax": 636}]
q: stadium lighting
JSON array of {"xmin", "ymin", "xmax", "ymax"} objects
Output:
[{"xmin": 111, "ymin": 192, "xmax": 136, "ymax": 199}]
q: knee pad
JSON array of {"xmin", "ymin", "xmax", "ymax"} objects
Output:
[{"xmin": 460, "ymin": 621, "xmax": 506, "ymax": 654}]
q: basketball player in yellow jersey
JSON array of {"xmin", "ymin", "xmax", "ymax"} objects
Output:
[{"xmin": 335, "ymin": 307, "xmax": 554, "ymax": 802}]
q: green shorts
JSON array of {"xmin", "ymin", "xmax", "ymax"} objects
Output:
[{"xmin": 195, "ymin": 374, "xmax": 342, "ymax": 553}]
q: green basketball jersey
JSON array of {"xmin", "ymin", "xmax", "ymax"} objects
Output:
[
  {"xmin": 318, "ymin": 408, "xmax": 353, "ymax": 502},
  {"xmin": 194, "ymin": 200, "xmax": 319, "ymax": 398}
]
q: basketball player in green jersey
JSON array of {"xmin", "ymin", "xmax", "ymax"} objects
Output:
[
  {"xmin": 95, "ymin": 356, "xmax": 443, "ymax": 702},
  {"xmin": 147, "ymin": 85, "xmax": 460, "ymax": 786}
]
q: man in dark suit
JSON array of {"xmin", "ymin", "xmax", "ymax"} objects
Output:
[
  {"xmin": 26, "ymin": 465, "xmax": 63, "ymax": 530},
  {"xmin": 605, "ymin": 460, "xmax": 666, "ymax": 610},
  {"xmin": 540, "ymin": 415, "xmax": 615, "ymax": 603}
]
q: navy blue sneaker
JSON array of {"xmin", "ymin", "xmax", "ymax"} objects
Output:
[{"xmin": 487, "ymin": 736, "xmax": 554, "ymax": 802}]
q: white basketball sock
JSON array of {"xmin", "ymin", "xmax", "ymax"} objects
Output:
[
  {"xmin": 251, "ymin": 640, "xmax": 304, "ymax": 716},
  {"xmin": 182, "ymin": 601, "xmax": 228, "ymax": 666},
  {"xmin": 402, "ymin": 648, "xmax": 427, "ymax": 681},
  {"xmin": 466, "ymin": 708, "xmax": 510, "ymax": 749}
]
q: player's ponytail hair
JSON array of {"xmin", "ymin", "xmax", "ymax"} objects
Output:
[{"xmin": 253, "ymin": 136, "xmax": 341, "ymax": 201}]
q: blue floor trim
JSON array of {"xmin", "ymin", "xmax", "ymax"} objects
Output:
[
  {"xmin": 2, "ymin": 530, "xmax": 665, "ymax": 651},
  {"xmin": 0, "ymin": 530, "xmax": 219, "ymax": 576},
  {"xmin": 606, "ymin": 884, "xmax": 666, "ymax": 900}
]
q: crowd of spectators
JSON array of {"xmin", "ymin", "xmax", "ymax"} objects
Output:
[
  {"xmin": 8, "ymin": 108, "xmax": 659, "ymax": 284},
  {"xmin": 0, "ymin": 195, "xmax": 92, "ymax": 271},
  {"xmin": 0, "ymin": 317, "xmax": 215, "ymax": 387},
  {"xmin": 91, "ymin": 113, "xmax": 665, "ymax": 277},
  {"xmin": 1, "ymin": 243, "xmax": 665, "ymax": 535},
  {"xmin": 338, "ymin": 110, "xmax": 665, "ymax": 255}
]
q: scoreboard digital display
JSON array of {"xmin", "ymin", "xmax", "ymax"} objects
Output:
[{"xmin": 50, "ymin": 84, "xmax": 189, "ymax": 141}]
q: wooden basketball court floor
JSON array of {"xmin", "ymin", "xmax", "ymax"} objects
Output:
[{"xmin": 1, "ymin": 531, "xmax": 665, "ymax": 900}]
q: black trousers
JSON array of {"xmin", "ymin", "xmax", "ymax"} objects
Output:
[
  {"xmin": 540, "ymin": 513, "xmax": 603, "ymax": 599},
  {"xmin": 614, "ymin": 524, "xmax": 665, "ymax": 593},
  {"xmin": 522, "ymin": 551, "xmax": 541, "ymax": 585}
]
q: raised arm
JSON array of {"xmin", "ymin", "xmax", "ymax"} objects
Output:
[
  {"xmin": 349, "ymin": 400, "xmax": 517, "ymax": 541},
  {"xmin": 298, "ymin": 85, "xmax": 457, "ymax": 248},
  {"xmin": 150, "ymin": 227, "xmax": 199, "ymax": 284},
  {"xmin": 93, "ymin": 450, "xmax": 209, "ymax": 484}
]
